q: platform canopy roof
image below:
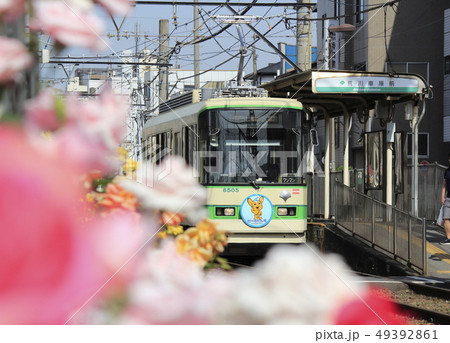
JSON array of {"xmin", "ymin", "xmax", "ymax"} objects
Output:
[{"xmin": 260, "ymin": 69, "xmax": 429, "ymax": 119}]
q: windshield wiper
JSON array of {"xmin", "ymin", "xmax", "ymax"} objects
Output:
[
  {"xmin": 229, "ymin": 156, "xmax": 260, "ymax": 189},
  {"xmin": 250, "ymin": 180, "xmax": 260, "ymax": 190}
]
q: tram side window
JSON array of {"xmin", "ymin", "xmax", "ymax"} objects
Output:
[
  {"xmin": 142, "ymin": 138, "xmax": 147, "ymax": 160},
  {"xmin": 142, "ymin": 137, "xmax": 151, "ymax": 160},
  {"xmin": 183, "ymin": 125, "xmax": 197, "ymax": 165},
  {"xmin": 153, "ymin": 131, "xmax": 172, "ymax": 165},
  {"xmin": 166, "ymin": 131, "xmax": 172, "ymax": 157},
  {"xmin": 174, "ymin": 132, "xmax": 180, "ymax": 155},
  {"xmin": 153, "ymin": 134, "xmax": 160, "ymax": 164}
]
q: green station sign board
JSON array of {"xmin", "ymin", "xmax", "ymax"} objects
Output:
[{"xmin": 312, "ymin": 73, "xmax": 420, "ymax": 94}]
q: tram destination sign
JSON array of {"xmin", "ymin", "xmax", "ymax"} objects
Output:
[{"xmin": 312, "ymin": 72, "xmax": 420, "ymax": 94}]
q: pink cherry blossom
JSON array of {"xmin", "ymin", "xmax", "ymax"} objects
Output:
[
  {"xmin": 28, "ymin": 1, "xmax": 106, "ymax": 51},
  {"xmin": 0, "ymin": 36, "xmax": 33, "ymax": 84},
  {"xmin": 0, "ymin": 126, "xmax": 154, "ymax": 324},
  {"xmin": 24, "ymin": 85, "xmax": 128, "ymax": 173},
  {"xmin": 0, "ymin": 126, "xmax": 103, "ymax": 324},
  {"xmin": 0, "ymin": 0, "xmax": 26, "ymax": 21},
  {"xmin": 85, "ymin": 211, "xmax": 151, "ymax": 297},
  {"xmin": 66, "ymin": 84, "xmax": 128, "ymax": 153},
  {"xmin": 24, "ymin": 88, "xmax": 64, "ymax": 132},
  {"xmin": 95, "ymin": 0, "xmax": 134, "ymax": 16},
  {"xmin": 53, "ymin": 84, "xmax": 129, "ymax": 172}
]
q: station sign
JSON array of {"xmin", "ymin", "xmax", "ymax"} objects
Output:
[{"xmin": 312, "ymin": 72, "xmax": 420, "ymax": 94}]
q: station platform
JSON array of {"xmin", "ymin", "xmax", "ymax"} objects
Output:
[
  {"xmin": 357, "ymin": 223, "xmax": 450, "ymax": 289},
  {"xmin": 342, "ymin": 223, "xmax": 450, "ymax": 292},
  {"xmin": 312, "ymin": 221, "xmax": 450, "ymax": 288},
  {"xmin": 423, "ymin": 223, "xmax": 450, "ymax": 280}
]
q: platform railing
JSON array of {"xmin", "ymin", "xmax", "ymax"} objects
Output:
[{"xmin": 334, "ymin": 180, "xmax": 427, "ymax": 275}]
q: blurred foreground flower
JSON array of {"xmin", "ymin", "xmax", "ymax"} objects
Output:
[
  {"xmin": 119, "ymin": 156, "xmax": 208, "ymax": 224},
  {"xmin": 28, "ymin": 1, "xmax": 107, "ymax": 51},
  {"xmin": 0, "ymin": 36, "xmax": 33, "ymax": 84},
  {"xmin": 157, "ymin": 211, "xmax": 184, "ymax": 239},
  {"xmin": 24, "ymin": 88, "xmax": 65, "ymax": 131},
  {"xmin": 24, "ymin": 85, "xmax": 128, "ymax": 173},
  {"xmin": 86, "ymin": 242, "xmax": 408, "ymax": 325},
  {"xmin": 334, "ymin": 288, "xmax": 408, "ymax": 325},
  {"xmin": 95, "ymin": 0, "xmax": 134, "ymax": 16},
  {"xmin": 0, "ymin": 126, "xmax": 147, "ymax": 324},
  {"xmin": 176, "ymin": 219, "xmax": 229, "ymax": 269},
  {"xmin": 213, "ymin": 245, "xmax": 368, "ymax": 324},
  {"xmin": 0, "ymin": 126, "xmax": 100, "ymax": 324},
  {"xmin": 0, "ymin": 0, "xmax": 27, "ymax": 21},
  {"xmin": 87, "ymin": 180, "xmax": 140, "ymax": 214},
  {"xmin": 87, "ymin": 239, "xmax": 233, "ymax": 324}
]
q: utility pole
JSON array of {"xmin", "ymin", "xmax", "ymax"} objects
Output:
[
  {"xmin": 252, "ymin": 44, "xmax": 258, "ymax": 86},
  {"xmin": 159, "ymin": 19, "xmax": 169, "ymax": 101},
  {"xmin": 193, "ymin": 0, "xmax": 200, "ymax": 89},
  {"xmin": 296, "ymin": 0, "xmax": 312, "ymax": 71},
  {"xmin": 1, "ymin": 17, "xmax": 38, "ymax": 115}
]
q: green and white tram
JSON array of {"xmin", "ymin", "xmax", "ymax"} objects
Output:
[{"xmin": 142, "ymin": 87, "xmax": 312, "ymax": 245}]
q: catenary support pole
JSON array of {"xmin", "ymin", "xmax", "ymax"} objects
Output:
[
  {"xmin": 193, "ymin": 0, "xmax": 200, "ymax": 89},
  {"xmin": 412, "ymin": 101, "xmax": 426, "ymax": 216},
  {"xmin": 159, "ymin": 19, "xmax": 169, "ymax": 101},
  {"xmin": 296, "ymin": 0, "xmax": 312, "ymax": 71},
  {"xmin": 324, "ymin": 113, "xmax": 331, "ymax": 219}
]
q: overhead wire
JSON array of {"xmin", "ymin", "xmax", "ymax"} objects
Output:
[
  {"xmin": 175, "ymin": 15, "xmax": 286, "ymax": 82},
  {"xmin": 45, "ymin": 0, "xmax": 409, "ymax": 102},
  {"xmin": 285, "ymin": 0, "xmax": 403, "ymax": 22}
]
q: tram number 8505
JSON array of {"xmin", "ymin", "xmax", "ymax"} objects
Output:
[{"xmin": 223, "ymin": 188, "xmax": 239, "ymax": 193}]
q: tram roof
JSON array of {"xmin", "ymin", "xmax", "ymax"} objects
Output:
[{"xmin": 260, "ymin": 69, "xmax": 429, "ymax": 119}]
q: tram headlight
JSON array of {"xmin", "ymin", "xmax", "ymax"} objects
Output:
[
  {"xmin": 277, "ymin": 207, "xmax": 288, "ymax": 216},
  {"xmin": 224, "ymin": 207, "xmax": 235, "ymax": 216},
  {"xmin": 277, "ymin": 207, "xmax": 296, "ymax": 216},
  {"xmin": 216, "ymin": 207, "xmax": 235, "ymax": 216}
]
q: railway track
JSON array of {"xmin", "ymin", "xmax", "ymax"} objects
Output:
[
  {"xmin": 226, "ymin": 259, "xmax": 450, "ymax": 324},
  {"xmin": 386, "ymin": 279, "xmax": 450, "ymax": 325},
  {"xmin": 404, "ymin": 281, "xmax": 450, "ymax": 298},
  {"xmin": 397, "ymin": 302, "xmax": 450, "ymax": 325}
]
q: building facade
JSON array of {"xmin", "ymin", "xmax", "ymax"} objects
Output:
[{"xmin": 316, "ymin": 0, "xmax": 450, "ymax": 167}]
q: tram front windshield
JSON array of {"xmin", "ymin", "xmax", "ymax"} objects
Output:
[{"xmin": 198, "ymin": 108, "xmax": 305, "ymax": 184}]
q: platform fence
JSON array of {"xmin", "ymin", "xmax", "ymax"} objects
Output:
[{"xmin": 333, "ymin": 180, "xmax": 427, "ymax": 275}]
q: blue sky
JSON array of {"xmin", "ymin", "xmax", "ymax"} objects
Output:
[{"xmin": 40, "ymin": 1, "xmax": 317, "ymax": 87}]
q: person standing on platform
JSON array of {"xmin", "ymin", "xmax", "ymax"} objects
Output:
[{"xmin": 440, "ymin": 153, "xmax": 450, "ymax": 245}]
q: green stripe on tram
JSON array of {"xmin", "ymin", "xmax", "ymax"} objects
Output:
[
  {"xmin": 202, "ymin": 104, "xmax": 304, "ymax": 111},
  {"xmin": 206, "ymin": 205, "xmax": 307, "ymax": 220},
  {"xmin": 205, "ymin": 185, "xmax": 307, "ymax": 189}
]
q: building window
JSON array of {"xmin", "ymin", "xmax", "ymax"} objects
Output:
[
  {"xmin": 407, "ymin": 132, "xmax": 429, "ymax": 158},
  {"xmin": 445, "ymin": 56, "xmax": 450, "ymax": 74},
  {"xmin": 356, "ymin": 0, "xmax": 364, "ymax": 24},
  {"xmin": 385, "ymin": 62, "xmax": 429, "ymax": 84}
]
